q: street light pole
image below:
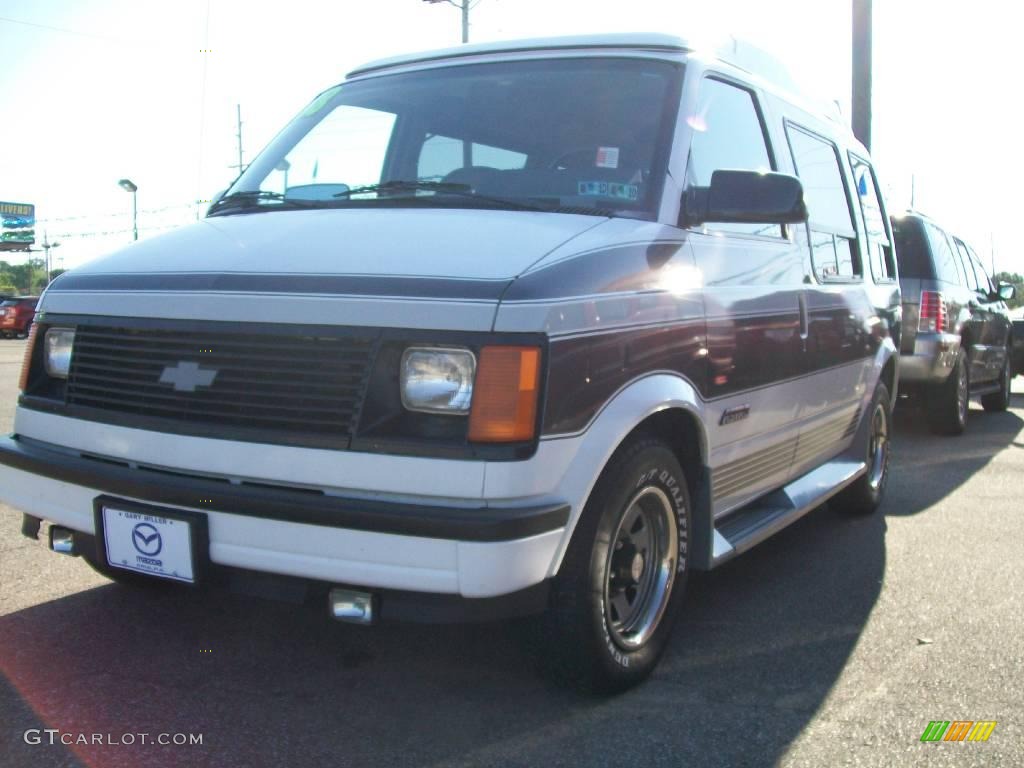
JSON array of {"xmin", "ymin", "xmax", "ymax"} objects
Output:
[
  {"xmin": 118, "ymin": 178, "xmax": 139, "ymax": 241},
  {"xmin": 422, "ymin": 0, "xmax": 471, "ymax": 44},
  {"xmin": 40, "ymin": 232, "xmax": 60, "ymax": 286}
]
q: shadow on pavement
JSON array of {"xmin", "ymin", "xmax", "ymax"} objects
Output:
[
  {"xmin": 2, "ymin": 398, "xmax": 1019, "ymax": 768},
  {"xmin": 1, "ymin": 507, "xmax": 886, "ymax": 768},
  {"xmin": 888, "ymin": 399, "xmax": 1023, "ymax": 516}
]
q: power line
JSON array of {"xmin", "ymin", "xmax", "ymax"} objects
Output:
[
  {"xmin": 0, "ymin": 14, "xmax": 178, "ymax": 51},
  {"xmin": 35, "ymin": 203, "xmax": 197, "ymax": 225}
]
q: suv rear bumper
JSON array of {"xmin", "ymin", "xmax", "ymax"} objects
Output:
[
  {"xmin": 0, "ymin": 436, "xmax": 569, "ymax": 599},
  {"xmin": 899, "ymin": 332, "xmax": 961, "ymax": 385}
]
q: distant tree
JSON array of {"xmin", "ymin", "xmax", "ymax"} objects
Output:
[
  {"xmin": 0, "ymin": 276, "xmax": 16, "ymax": 295},
  {"xmin": 994, "ymin": 271, "xmax": 1023, "ymax": 310},
  {"xmin": 49, "ymin": 268, "xmax": 67, "ymax": 281}
]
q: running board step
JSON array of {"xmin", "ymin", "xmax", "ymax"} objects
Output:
[{"xmin": 711, "ymin": 458, "xmax": 866, "ymax": 567}]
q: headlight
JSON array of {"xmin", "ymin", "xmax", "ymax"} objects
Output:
[
  {"xmin": 400, "ymin": 347, "xmax": 476, "ymax": 414},
  {"xmin": 44, "ymin": 327, "xmax": 76, "ymax": 378}
]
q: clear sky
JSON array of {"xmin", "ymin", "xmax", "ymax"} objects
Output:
[{"xmin": 1, "ymin": 0, "xmax": 1021, "ymax": 274}]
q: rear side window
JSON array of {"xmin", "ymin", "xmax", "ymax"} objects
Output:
[
  {"xmin": 924, "ymin": 223, "xmax": 962, "ymax": 286},
  {"xmin": 686, "ymin": 78, "xmax": 781, "ymax": 237},
  {"xmin": 967, "ymin": 245, "xmax": 993, "ymax": 295},
  {"xmin": 890, "ymin": 217, "xmax": 932, "ymax": 278},
  {"xmin": 786, "ymin": 123, "xmax": 859, "ymax": 280},
  {"xmin": 953, "ymin": 239, "xmax": 981, "ymax": 292},
  {"xmin": 850, "ymin": 155, "xmax": 895, "ymax": 281}
]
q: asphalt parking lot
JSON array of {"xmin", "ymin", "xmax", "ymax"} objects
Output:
[{"xmin": 1, "ymin": 337, "xmax": 1022, "ymax": 767}]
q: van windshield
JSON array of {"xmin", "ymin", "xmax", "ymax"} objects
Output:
[{"xmin": 216, "ymin": 57, "xmax": 682, "ymax": 219}]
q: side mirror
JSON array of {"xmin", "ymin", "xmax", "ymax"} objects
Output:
[
  {"xmin": 996, "ymin": 282, "xmax": 1016, "ymax": 302},
  {"xmin": 681, "ymin": 170, "xmax": 808, "ymax": 228}
]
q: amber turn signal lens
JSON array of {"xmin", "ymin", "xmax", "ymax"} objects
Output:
[
  {"xmin": 468, "ymin": 346, "xmax": 541, "ymax": 443},
  {"xmin": 18, "ymin": 324, "xmax": 39, "ymax": 392}
]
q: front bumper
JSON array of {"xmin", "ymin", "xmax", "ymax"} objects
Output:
[
  {"xmin": 899, "ymin": 332, "xmax": 961, "ymax": 385},
  {"xmin": 0, "ymin": 436, "xmax": 569, "ymax": 599}
]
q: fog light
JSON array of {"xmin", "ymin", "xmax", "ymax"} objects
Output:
[{"xmin": 329, "ymin": 587, "xmax": 375, "ymax": 625}]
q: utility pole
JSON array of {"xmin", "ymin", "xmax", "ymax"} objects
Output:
[
  {"xmin": 852, "ymin": 0, "xmax": 872, "ymax": 151},
  {"xmin": 40, "ymin": 232, "xmax": 60, "ymax": 286},
  {"xmin": 422, "ymin": 0, "xmax": 471, "ymax": 44},
  {"xmin": 229, "ymin": 104, "xmax": 245, "ymax": 174}
]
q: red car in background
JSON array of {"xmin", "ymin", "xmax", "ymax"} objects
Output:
[{"xmin": 0, "ymin": 296, "xmax": 38, "ymax": 338}]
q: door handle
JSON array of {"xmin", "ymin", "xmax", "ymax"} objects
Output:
[{"xmin": 798, "ymin": 293, "xmax": 809, "ymax": 342}]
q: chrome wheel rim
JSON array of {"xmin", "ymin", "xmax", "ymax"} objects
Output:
[
  {"xmin": 603, "ymin": 486, "xmax": 678, "ymax": 651},
  {"xmin": 957, "ymin": 358, "xmax": 968, "ymax": 424},
  {"xmin": 867, "ymin": 401, "xmax": 889, "ymax": 491}
]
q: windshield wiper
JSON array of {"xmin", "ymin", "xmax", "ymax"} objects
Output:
[
  {"xmin": 337, "ymin": 180, "xmax": 555, "ymax": 212},
  {"xmin": 207, "ymin": 190, "xmax": 324, "ymax": 216}
]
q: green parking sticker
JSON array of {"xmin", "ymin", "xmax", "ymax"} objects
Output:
[{"xmin": 577, "ymin": 181, "xmax": 638, "ymax": 201}]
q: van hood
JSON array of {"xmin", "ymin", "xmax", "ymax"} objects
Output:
[
  {"xmin": 41, "ymin": 208, "xmax": 608, "ymax": 331},
  {"xmin": 59, "ymin": 208, "xmax": 606, "ymax": 281}
]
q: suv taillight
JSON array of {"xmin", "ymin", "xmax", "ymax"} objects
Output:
[{"xmin": 918, "ymin": 290, "xmax": 947, "ymax": 333}]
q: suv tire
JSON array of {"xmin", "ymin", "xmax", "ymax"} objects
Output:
[
  {"xmin": 981, "ymin": 352, "xmax": 1012, "ymax": 412},
  {"xmin": 927, "ymin": 349, "xmax": 968, "ymax": 435},
  {"xmin": 832, "ymin": 383, "xmax": 892, "ymax": 514},
  {"xmin": 537, "ymin": 437, "xmax": 690, "ymax": 693}
]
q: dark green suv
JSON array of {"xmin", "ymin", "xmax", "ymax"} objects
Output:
[{"xmin": 893, "ymin": 212, "xmax": 1015, "ymax": 434}]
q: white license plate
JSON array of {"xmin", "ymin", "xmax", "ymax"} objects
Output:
[{"xmin": 102, "ymin": 506, "xmax": 197, "ymax": 583}]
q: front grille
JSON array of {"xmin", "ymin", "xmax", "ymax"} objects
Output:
[{"xmin": 66, "ymin": 325, "xmax": 377, "ymax": 447}]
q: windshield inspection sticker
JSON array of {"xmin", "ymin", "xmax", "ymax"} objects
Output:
[
  {"xmin": 578, "ymin": 181, "xmax": 639, "ymax": 201},
  {"xmin": 595, "ymin": 147, "xmax": 620, "ymax": 168}
]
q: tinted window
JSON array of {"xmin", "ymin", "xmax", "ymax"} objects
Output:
[
  {"xmin": 787, "ymin": 126, "xmax": 855, "ymax": 235},
  {"xmin": 686, "ymin": 78, "xmax": 780, "ymax": 237},
  {"xmin": 968, "ymin": 245, "xmax": 993, "ymax": 294},
  {"xmin": 953, "ymin": 239, "xmax": 981, "ymax": 292},
  {"xmin": 850, "ymin": 155, "xmax": 895, "ymax": 281},
  {"xmin": 924, "ymin": 223, "xmax": 962, "ymax": 285},
  {"xmin": 891, "ymin": 217, "xmax": 932, "ymax": 278},
  {"xmin": 787, "ymin": 124, "xmax": 859, "ymax": 279}
]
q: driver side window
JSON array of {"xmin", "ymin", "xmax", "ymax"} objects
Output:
[{"xmin": 686, "ymin": 78, "xmax": 781, "ymax": 237}]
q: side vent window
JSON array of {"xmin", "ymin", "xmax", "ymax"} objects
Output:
[{"xmin": 786, "ymin": 124, "xmax": 861, "ymax": 281}]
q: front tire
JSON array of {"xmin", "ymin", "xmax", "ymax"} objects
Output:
[
  {"xmin": 981, "ymin": 353, "xmax": 1012, "ymax": 412},
  {"xmin": 832, "ymin": 383, "xmax": 891, "ymax": 515},
  {"xmin": 539, "ymin": 437, "xmax": 691, "ymax": 693},
  {"xmin": 927, "ymin": 349, "xmax": 968, "ymax": 435}
]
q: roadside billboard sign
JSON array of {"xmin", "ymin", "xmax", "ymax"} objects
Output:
[{"xmin": 0, "ymin": 201, "xmax": 35, "ymax": 251}]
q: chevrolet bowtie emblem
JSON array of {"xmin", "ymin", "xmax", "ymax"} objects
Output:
[{"xmin": 159, "ymin": 361, "xmax": 219, "ymax": 392}]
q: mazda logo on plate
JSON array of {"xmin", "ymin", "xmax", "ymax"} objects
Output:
[
  {"xmin": 132, "ymin": 523, "xmax": 162, "ymax": 557},
  {"xmin": 159, "ymin": 361, "xmax": 219, "ymax": 392}
]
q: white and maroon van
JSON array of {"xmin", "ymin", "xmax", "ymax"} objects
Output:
[{"xmin": 1, "ymin": 34, "xmax": 900, "ymax": 691}]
